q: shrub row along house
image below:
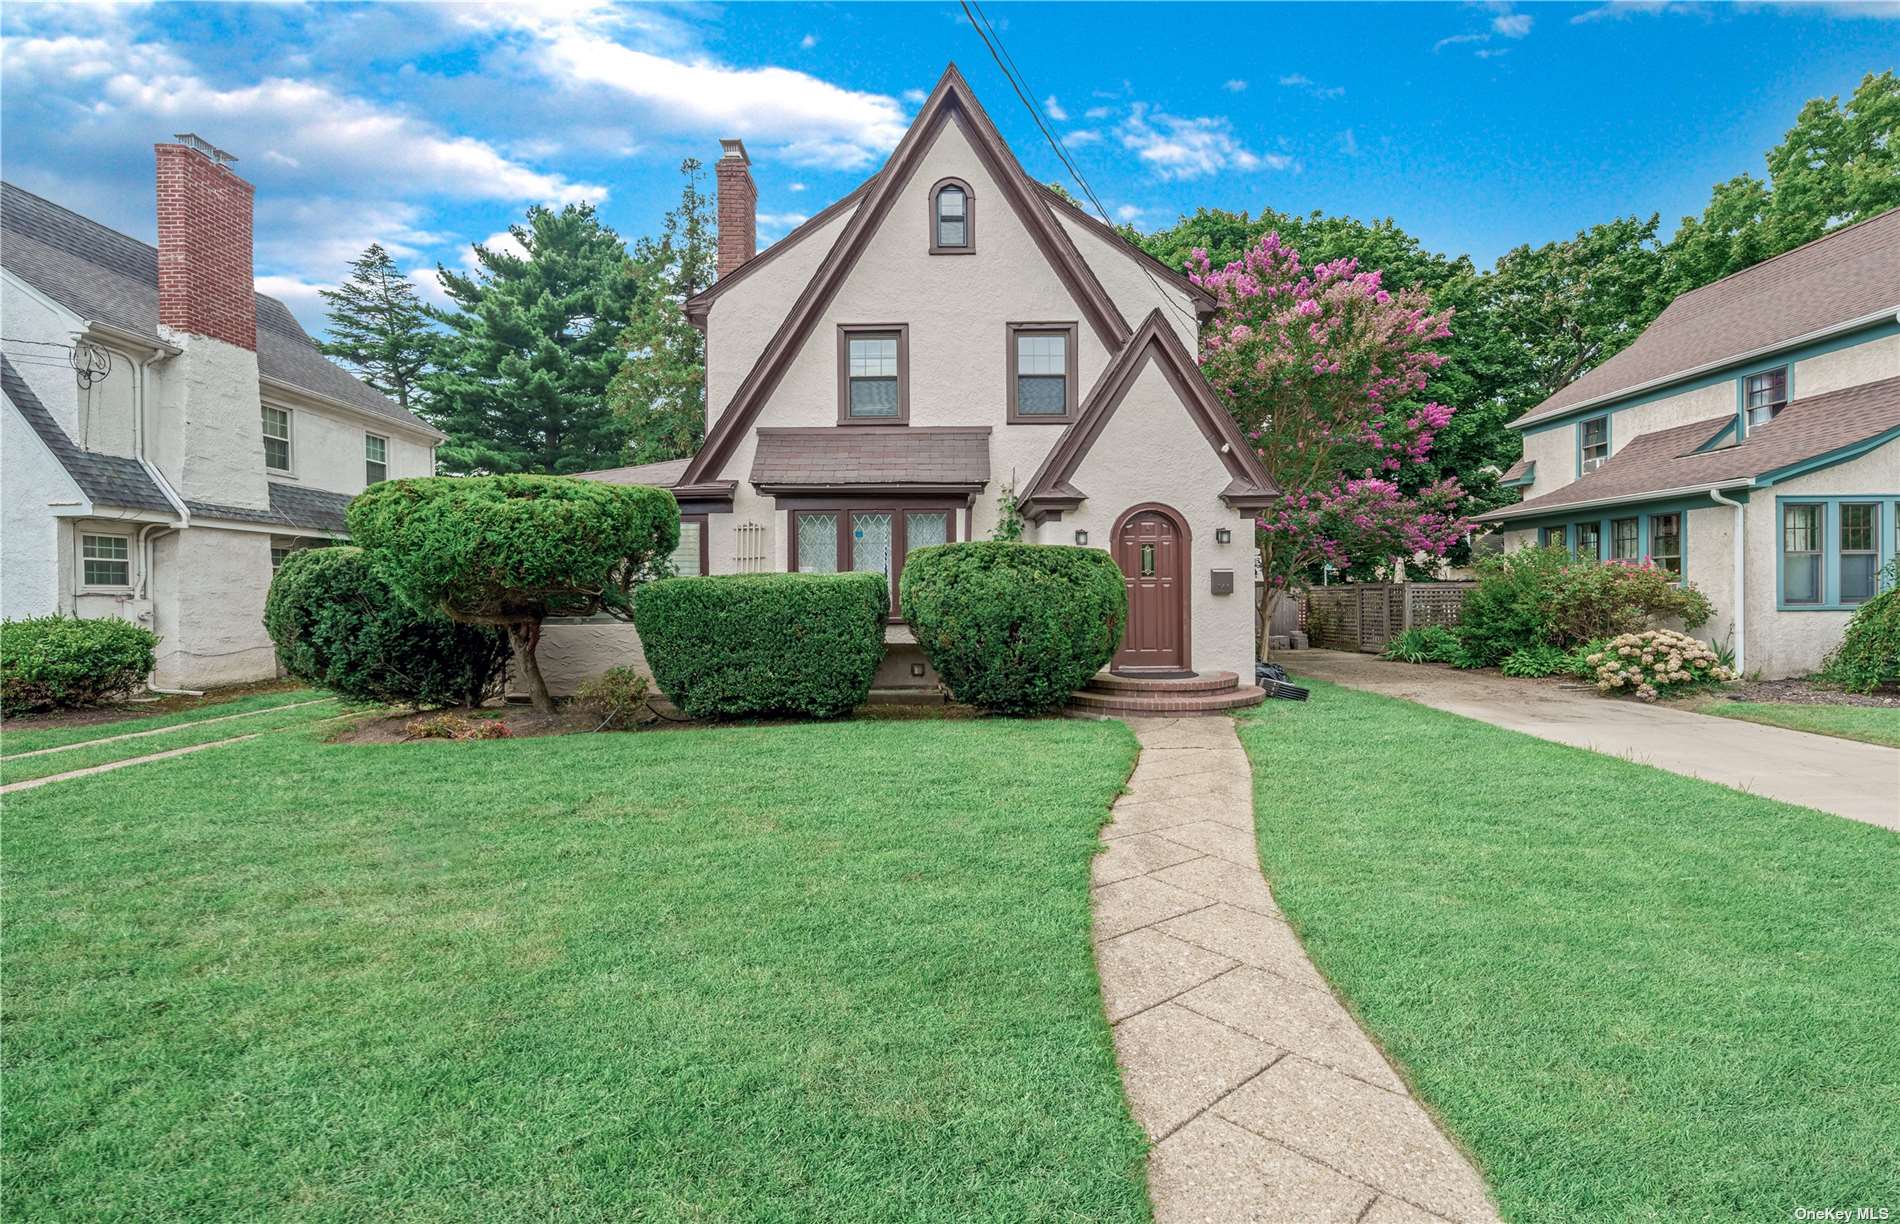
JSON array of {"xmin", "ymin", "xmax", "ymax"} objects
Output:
[
  {"xmin": 554, "ymin": 64, "xmax": 1279, "ymax": 706},
  {"xmin": 1, "ymin": 138, "xmax": 442, "ymax": 689},
  {"xmin": 1474, "ymin": 208, "xmax": 1900, "ymax": 679}
]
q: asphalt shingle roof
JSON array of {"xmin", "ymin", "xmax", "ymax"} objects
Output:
[
  {"xmin": 1513, "ymin": 208, "xmax": 1900, "ymax": 428},
  {"xmin": 1, "ymin": 181, "xmax": 437, "ymax": 436},
  {"xmin": 749, "ymin": 427, "xmax": 992, "ymax": 488},
  {"xmin": 572, "ymin": 457, "xmax": 692, "ymax": 487},
  {"xmin": 1478, "ymin": 374, "xmax": 1900, "ymax": 522}
]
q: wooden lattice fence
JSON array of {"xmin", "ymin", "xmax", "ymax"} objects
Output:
[{"xmin": 1301, "ymin": 582, "xmax": 1473, "ymax": 653}]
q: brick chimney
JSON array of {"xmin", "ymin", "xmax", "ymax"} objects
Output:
[
  {"xmin": 155, "ymin": 134, "xmax": 256, "ymax": 351},
  {"xmin": 715, "ymin": 138, "xmax": 756, "ymax": 278}
]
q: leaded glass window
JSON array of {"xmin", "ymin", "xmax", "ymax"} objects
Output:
[
  {"xmin": 850, "ymin": 512, "xmax": 894, "ymax": 580},
  {"xmin": 905, "ymin": 511, "xmax": 948, "ymax": 552},
  {"xmin": 671, "ymin": 520, "xmax": 703, "ymax": 577},
  {"xmin": 797, "ymin": 513, "xmax": 839, "ymax": 573}
]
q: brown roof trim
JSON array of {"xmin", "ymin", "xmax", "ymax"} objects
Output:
[
  {"xmin": 1032, "ymin": 183, "xmax": 1216, "ymax": 315},
  {"xmin": 1020, "ymin": 308, "xmax": 1279, "ymax": 518},
  {"xmin": 684, "ymin": 175, "xmax": 876, "ymax": 323},
  {"xmin": 757, "ymin": 481, "xmax": 987, "ymax": 496},
  {"xmin": 755, "ymin": 425, "xmax": 992, "ymax": 437},
  {"xmin": 680, "ymin": 62, "xmax": 1131, "ymax": 489}
]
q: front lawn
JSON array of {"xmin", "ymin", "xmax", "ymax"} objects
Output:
[
  {"xmin": 1238, "ymin": 679, "xmax": 1899, "ymax": 1222},
  {"xmin": 5, "ymin": 717, "xmax": 1148, "ymax": 1221},
  {"xmin": 1694, "ymin": 698, "xmax": 1900, "ymax": 748}
]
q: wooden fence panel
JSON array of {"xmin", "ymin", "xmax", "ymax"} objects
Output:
[{"xmin": 1290, "ymin": 582, "xmax": 1474, "ymax": 653}]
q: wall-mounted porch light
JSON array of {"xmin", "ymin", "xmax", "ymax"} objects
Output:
[
  {"xmin": 1215, "ymin": 527, "xmax": 1233, "ymax": 544},
  {"xmin": 1074, "ymin": 529, "xmax": 1089, "ymax": 546}
]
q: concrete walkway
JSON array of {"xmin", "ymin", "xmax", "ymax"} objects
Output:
[
  {"xmin": 1095, "ymin": 717, "xmax": 1499, "ymax": 1224},
  {"xmin": 1291, "ymin": 651, "xmax": 1900, "ymax": 832}
]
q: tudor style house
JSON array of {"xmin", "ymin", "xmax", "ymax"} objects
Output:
[
  {"xmin": 547, "ymin": 65, "xmax": 1279, "ymax": 705},
  {"xmin": 1475, "ymin": 208, "xmax": 1900, "ymax": 678},
  {"xmin": 2, "ymin": 137, "xmax": 443, "ymax": 689}
]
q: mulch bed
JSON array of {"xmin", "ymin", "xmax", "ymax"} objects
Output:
[
  {"xmin": 333, "ymin": 704, "xmax": 631, "ymax": 744},
  {"xmin": 1709, "ymin": 676, "xmax": 1900, "ymax": 709},
  {"xmin": 0, "ymin": 679, "xmax": 307, "ymax": 735}
]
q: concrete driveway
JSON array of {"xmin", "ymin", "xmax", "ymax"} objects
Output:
[{"xmin": 1289, "ymin": 650, "xmax": 1900, "ymax": 832}]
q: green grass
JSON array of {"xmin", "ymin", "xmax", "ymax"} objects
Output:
[
  {"xmin": 0, "ymin": 697, "xmax": 344, "ymax": 785},
  {"xmin": 1695, "ymin": 699, "xmax": 1900, "ymax": 748},
  {"xmin": 3, "ymin": 716, "xmax": 1148, "ymax": 1222},
  {"xmin": 1238, "ymin": 679, "xmax": 1900, "ymax": 1222},
  {"xmin": 0, "ymin": 687, "xmax": 324, "ymax": 755}
]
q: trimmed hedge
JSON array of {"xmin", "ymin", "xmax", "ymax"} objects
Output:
[
  {"xmin": 900, "ymin": 542, "xmax": 1126, "ymax": 715},
  {"xmin": 1820, "ymin": 561, "xmax": 1900, "ymax": 693},
  {"xmin": 634, "ymin": 572, "xmax": 887, "ymax": 719},
  {"xmin": 264, "ymin": 547, "xmax": 509, "ymax": 707},
  {"xmin": 2, "ymin": 615, "xmax": 158, "ymax": 716}
]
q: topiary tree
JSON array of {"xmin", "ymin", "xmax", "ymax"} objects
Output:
[
  {"xmin": 1, "ymin": 615, "xmax": 158, "ymax": 716},
  {"xmin": 635, "ymin": 573, "xmax": 887, "ymax": 719},
  {"xmin": 264, "ymin": 547, "xmax": 509, "ymax": 708},
  {"xmin": 347, "ymin": 475, "xmax": 679, "ymax": 711},
  {"xmin": 900, "ymin": 542, "xmax": 1126, "ymax": 716}
]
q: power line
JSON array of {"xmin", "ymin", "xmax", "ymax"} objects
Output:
[{"xmin": 957, "ymin": 0, "xmax": 1201, "ymax": 333}]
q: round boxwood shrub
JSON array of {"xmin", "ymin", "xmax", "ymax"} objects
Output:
[
  {"xmin": 899, "ymin": 542, "xmax": 1126, "ymax": 715},
  {"xmin": 263, "ymin": 546, "xmax": 509, "ymax": 708},
  {"xmin": 347, "ymin": 475, "xmax": 678, "ymax": 711},
  {"xmin": 2, "ymin": 614, "xmax": 158, "ymax": 716},
  {"xmin": 1820, "ymin": 561, "xmax": 1899, "ymax": 693},
  {"xmin": 634, "ymin": 572, "xmax": 887, "ymax": 719}
]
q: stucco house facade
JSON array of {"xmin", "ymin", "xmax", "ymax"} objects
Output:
[
  {"xmin": 544, "ymin": 65, "xmax": 1278, "ymax": 702},
  {"xmin": 2, "ymin": 138, "xmax": 443, "ymax": 689},
  {"xmin": 1474, "ymin": 208, "xmax": 1900, "ymax": 678}
]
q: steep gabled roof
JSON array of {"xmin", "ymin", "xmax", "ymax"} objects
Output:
[
  {"xmin": 1477, "ymin": 374, "xmax": 1900, "ymax": 522},
  {"xmin": 1020, "ymin": 309, "xmax": 1278, "ymax": 518},
  {"xmin": 1032, "ymin": 183, "xmax": 1215, "ymax": 315},
  {"xmin": 683, "ymin": 175, "xmax": 875, "ymax": 324},
  {"xmin": 679, "ymin": 63, "xmax": 1131, "ymax": 489},
  {"xmin": 1, "ymin": 181, "xmax": 441, "ymax": 438},
  {"xmin": 1512, "ymin": 207, "xmax": 1900, "ymax": 429},
  {"xmin": 2, "ymin": 353, "xmax": 174, "ymax": 512}
]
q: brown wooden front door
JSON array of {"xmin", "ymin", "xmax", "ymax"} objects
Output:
[{"xmin": 1113, "ymin": 505, "xmax": 1188, "ymax": 672}]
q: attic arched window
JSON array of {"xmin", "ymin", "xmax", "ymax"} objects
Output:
[{"xmin": 930, "ymin": 178, "xmax": 973, "ymax": 253}]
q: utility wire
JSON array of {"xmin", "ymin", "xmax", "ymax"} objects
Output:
[{"xmin": 958, "ymin": 0, "xmax": 1201, "ymax": 333}]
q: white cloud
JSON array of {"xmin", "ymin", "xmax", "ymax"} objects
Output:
[
  {"xmin": 253, "ymin": 274, "xmax": 329, "ymax": 323},
  {"xmin": 1223, "ymin": 79, "xmax": 1247, "ymax": 92},
  {"xmin": 461, "ymin": 229, "xmax": 530, "ymax": 273},
  {"xmin": 1338, "ymin": 128, "xmax": 1360, "ymax": 157},
  {"xmin": 1433, "ymin": 32, "xmax": 1489, "ymax": 50},
  {"xmin": 1084, "ymin": 104, "xmax": 1113, "ymax": 119},
  {"xmin": 1569, "ymin": 1, "xmax": 1706, "ymax": 20},
  {"xmin": 799, "ymin": 32, "xmax": 817, "ymax": 48},
  {"xmin": 903, "ymin": 88, "xmax": 929, "ymax": 104},
  {"xmin": 407, "ymin": 267, "xmax": 454, "ymax": 310},
  {"xmin": 1044, "ymin": 94, "xmax": 1068, "ymax": 121},
  {"xmin": 1475, "ymin": 47, "xmax": 1512, "ymax": 58},
  {"xmin": 1064, "ymin": 129, "xmax": 1102, "ymax": 147},
  {"xmin": 1492, "ymin": 11, "xmax": 1534, "ymax": 36},
  {"xmin": 1280, "ymin": 73, "xmax": 1345, "ymax": 99},
  {"xmin": 1279, "ymin": 73, "xmax": 1312, "ymax": 87},
  {"xmin": 1114, "ymin": 204, "xmax": 1146, "ymax": 223},
  {"xmin": 757, "ymin": 211, "xmax": 811, "ymax": 230},
  {"xmin": 789, "ymin": 182, "xmax": 807, "ymax": 192},
  {"xmin": 1118, "ymin": 104, "xmax": 1284, "ymax": 180}
]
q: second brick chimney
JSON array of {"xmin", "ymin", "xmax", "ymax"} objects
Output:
[
  {"xmin": 715, "ymin": 138, "xmax": 756, "ymax": 278},
  {"xmin": 156, "ymin": 134, "xmax": 256, "ymax": 351}
]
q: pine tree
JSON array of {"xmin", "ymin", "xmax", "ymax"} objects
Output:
[
  {"xmin": 317, "ymin": 243, "xmax": 433, "ymax": 416},
  {"xmin": 425, "ymin": 204, "xmax": 638, "ymax": 475},
  {"xmin": 608, "ymin": 159, "xmax": 717, "ymax": 463}
]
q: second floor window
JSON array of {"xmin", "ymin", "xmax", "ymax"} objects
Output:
[
  {"xmin": 1010, "ymin": 324, "xmax": 1076, "ymax": 421},
  {"xmin": 1744, "ymin": 367, "xmax": 1787, "ymax": 431},
  {"xmin": 365, "ymin": 434, "xmax": 388, "ymax": 485},
  {"xmin": 932, "ymin": 180, "xmax": 971, "ymax": 251},
  {"xmin": 840, "ymin": 326, "xmax": 906, "ymax": 422},
  {"xmin": 1579, "ymin": 415, "xmax": 1609, "ymax": 474},
  {"xmin": 262, "ymin": 406, "xmax": 291, "ymax": 471}
]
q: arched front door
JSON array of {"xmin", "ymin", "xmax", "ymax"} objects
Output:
[{"xmin": 1112, "ymin": 503, "xmax": 1190, "ymax": 673}]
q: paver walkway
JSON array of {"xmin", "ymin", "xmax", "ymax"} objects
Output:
[
  {"xmin": 1095, "ymin": 717, "xmax": 1499, "ymax": 1224},
  {"xmin": 1292, "ymin": 650, "xmax": 1900, "ymax": 831}
]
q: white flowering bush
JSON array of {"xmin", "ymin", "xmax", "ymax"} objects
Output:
[{"xmin": 1587, "ymin": 629, "xmax": 1736, "ymax": 701}]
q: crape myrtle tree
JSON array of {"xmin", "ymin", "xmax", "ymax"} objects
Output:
[
  {"xmin": 1189, "ymin": 233, "xmax": 1470, "ymax": 654},
  {"xmin": 347, "ymin": 475, "xmax": 678, "ymax": 712}
]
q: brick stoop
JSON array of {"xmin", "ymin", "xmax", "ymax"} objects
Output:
[{"xmin": 1066, "ymin": 670, "xmax": 1267, "ymax": 718}]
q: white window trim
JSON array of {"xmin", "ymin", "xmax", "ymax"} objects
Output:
[
  {"xmin": 365, "ymin": 431, "xmax": 389, "ymax": 485},
  {"xmin": 77, "ymin": 531, "xmax": 134, "ymax": 594},
  {"xmin": 262, "ymin": 402, "xmax": 295, "ymax": 476}
]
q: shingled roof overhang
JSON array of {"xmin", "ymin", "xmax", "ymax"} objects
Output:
[{"xmin": 749, "ymin": 426, "xmax": 991, "ymax": 495}]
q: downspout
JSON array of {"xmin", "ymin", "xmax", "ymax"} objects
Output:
[
  {"xmin": 130, "ymin": 344, "xmax": 201, "ymax": 695},
  {"xmin": 1709, "ymin": 487, "xmax": 1745, "ymax": 675}
]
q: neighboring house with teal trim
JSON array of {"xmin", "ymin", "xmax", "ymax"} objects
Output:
[{"xmin": 1475, "ymin": 207, "xmax": 1900, "ymax": 679}]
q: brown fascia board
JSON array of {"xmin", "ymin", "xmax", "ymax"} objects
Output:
[
  {"xmin": 1032, "ymin": 183, "xmax": 1216, "ymax": 316},
  {"xmin": 679, "ymin": 62, "xmax": 1132, "ymax": 489},
  {"xmin": 684, "ymin": 176, "xmax": 878, "ymax": 327},
  {"xmin": 1020, "ymin": 308, "xmax": 1279, "ymax": 514}
]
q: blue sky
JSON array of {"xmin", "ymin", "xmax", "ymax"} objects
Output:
[{"xmin": 3, "ymin": 1, "xmax": 1894, "ymax": 335}]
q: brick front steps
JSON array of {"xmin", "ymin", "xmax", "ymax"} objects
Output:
[{"xmin": 1067, "ymin": 670, "xmax": 1267, "ymax": 718}]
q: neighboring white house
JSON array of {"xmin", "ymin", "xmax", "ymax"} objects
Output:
[
  {"xmin": 2, "ymin": 136, "xmax": 444, "ymax": 689},
  {"xmin": 543, "ymin": 64, "xmax": 1279, "ymax": 704},
  {"xmin": 1474, "ymin": 208, "xmax": 1900, "ymax": 678}
]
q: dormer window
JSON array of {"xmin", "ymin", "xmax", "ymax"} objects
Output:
[
  {"xmin": 1578, "ymin": 415, "xmax": 1609, "ymax": 474},
  {"xmin": 930, "ymin": 179, "xmax": 973, "ymax": 253},
  {"xmin": 1744, "ymin": 367, "xmax": 1787, "ymax": 432}
]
